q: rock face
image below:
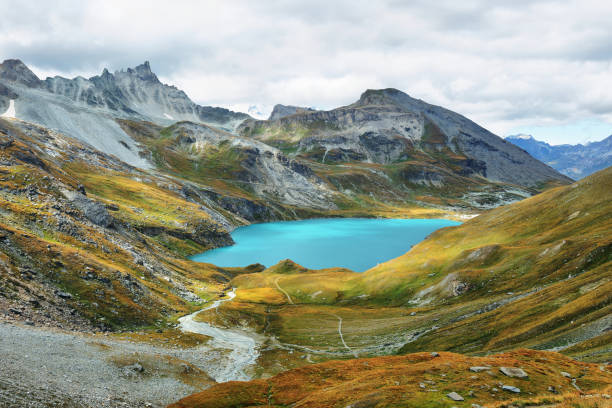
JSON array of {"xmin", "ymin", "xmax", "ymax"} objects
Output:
[
  {"xmin": 0, "ymin": 59, "xmax": 250, "ymax": 168},
  {"xmin": 241, "ymin": 88, "xmax": 571, "ymax": 188},
  {"xmin": 44, "ymin": 61, "xmax": 249, "ymax": 131},
  {"xmin": 268, "ymin": 104, "xmax": 317, "ymax": 121},
  {"xmin": 162, "ymin": 122, "xmax": 336, "ymax": 210},
  {"xmin": 506, "ymin": 134, "xmax": 612, "ymax": 179}
]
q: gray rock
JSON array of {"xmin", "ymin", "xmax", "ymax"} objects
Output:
[
  {"xmin": 70, "ymin": 194, "xmax": 114, "ymax": 227},
  {"xmin": 123, "ymin": 363, "xmax": 144, "ymax": 373},
  {"xmin": 0, "ymin": 59, "xmax": 250, "ymax": 169},
  {"xmin": 560, "ymin": 371, "xmax": 572, "ymax": 378},
  {"xmin": 431, "ymin": 352, "xmax": 439, "ymax": 357},
  {"xmin": 500, "ymin": 366, "xmax": 528, "ymax": 378},
  {"xmin": 446, "ymin": 392, "xmax": 464, "ymax": 401},
  {"xmin": 502, "ymin": 385, "xmax": 521, "ymax": 393},
  {"xmin": 55, "ymin": 291, "xmax": 73, "ymax": 299},
  {"xmin": 469, "ymin": 366, "xmax": 491, "ymax": 373}
]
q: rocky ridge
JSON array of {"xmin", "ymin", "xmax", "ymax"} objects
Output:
[
  {"xmin": 240, "ymin": 88, "xmax": 571, "ymax": 188},
  {"xmin": 0, "ymin": 59, "xmax": 250, "ymax": 168}
]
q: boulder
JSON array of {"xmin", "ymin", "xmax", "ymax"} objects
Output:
[
  {"xmin": 55, "ymin": 290, "xmax": 73, "ymax": 299},
  {"xmin": 469, "ymin": 366, "xmax": 491, "ymax": 373},
  {"xmin": 502, "ymin": 385, "xmax": 521, "ymax": 393},
  {"xmin": 70, "ymin": 193, "xmax": 114, "ymax": 227},
  {"xmin": 446, "ymin": 392, "xmax": 464, "ymax": 401},
  {"xmin": 500, "ymin": 366, "xmax": 528, "ymax": 378}
]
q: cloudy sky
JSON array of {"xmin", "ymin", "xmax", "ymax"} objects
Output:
[{"xmin": 1, "ymin": 0, "xmax": 611, "ymax": 144}]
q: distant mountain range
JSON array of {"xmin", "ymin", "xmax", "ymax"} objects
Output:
[{"xmin": 506, "ymin": 134, "xmax": 612, "ymax": 179}]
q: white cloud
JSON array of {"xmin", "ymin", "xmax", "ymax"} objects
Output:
[{"xmin": 0, "ymin": 0, "xmax": 611, "ymax": 144}]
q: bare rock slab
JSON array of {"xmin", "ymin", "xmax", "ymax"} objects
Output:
[{"xmin": 469, "ymin": 366, "xmax": 491, "ymax": 373}]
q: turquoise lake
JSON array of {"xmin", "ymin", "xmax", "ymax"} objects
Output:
[{"xmin": 191, "ymin": 218, "xmax": 460, "ymax": 272}]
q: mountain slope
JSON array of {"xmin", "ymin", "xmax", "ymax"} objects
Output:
[
  {"xmin": 0, "ymin": 60, "xmax": 548, "ymax": 213},
  {"xmin": 0, "ymin": 116, "xmax": 267, "ymax": 331},
  {"xmin": 215, "ymin": 166, "xmax": 611, "ymax": 371},
  {"xmin": 0, "ymin": 59, "xmax": 250, "ymax": 168},
  {"xmin": 507, "ymin": 134, "xmax": 612, "ymax": 179},
  {"xmin": 118, "ymin": 119, "xmax": 337, "ymax": 211},
  {"xmin": 240, "ymin": 88, "xmax": 571, "ymax": 188}
]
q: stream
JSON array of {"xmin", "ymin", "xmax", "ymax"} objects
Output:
[{"xmin": 178, "ymin": 290, "xmax": 262, "ymax": 383}]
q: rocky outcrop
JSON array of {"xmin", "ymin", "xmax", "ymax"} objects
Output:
[
  {"xmin": 0, "ymin": 60, "xmax": 42, "ymax": 88},
  {"xmin": 69, "ymin": 193, "xmax": 114, "ymax": 228},
  {"xmin": 165, "ymin": 122, "xmax": 337, "ymax": 210},
  {"xmin": 42, "ymin": 61, "xmax": 251, "ymax": 132}
]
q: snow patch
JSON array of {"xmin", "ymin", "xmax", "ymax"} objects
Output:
[
  {"xmin": 163, "ymin": 113, "xmax": 174, "ymax": 120},
  {"xmin": 1, "ymin": 100, "xmax": 16, "ymax": 118}
]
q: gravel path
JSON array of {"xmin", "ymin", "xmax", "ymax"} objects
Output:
[{"xmin": 0, "ymin": 321, "xmax": 229, "ymax": 408}]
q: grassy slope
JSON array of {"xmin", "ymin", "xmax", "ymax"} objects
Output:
[
  {"xmin": 223, "ymin": 167, "xmax": 611, "ymax": 366},
  {"xmin": 0, "ymin": 118, "xmax": 252, "ymax": 330},
  {"xmin": 169, "ymin": 349, "xmax": 612, "ymax": 408}
]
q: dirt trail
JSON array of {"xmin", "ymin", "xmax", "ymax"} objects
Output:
[
  {"xmin": 274, "ymin": 278, "xmax": 294, "ymax": 304},
  {"xmin": 330, "ymin": 313, "xmax": 358, "ymax": 358}
]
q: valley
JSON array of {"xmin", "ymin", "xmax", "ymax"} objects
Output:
[{"xmin": 0, "ymin": 58, "xmax": 609, "ymax": 408}]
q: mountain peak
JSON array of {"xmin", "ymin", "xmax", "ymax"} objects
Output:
[
  {"xmin": 0, "ymin": 59, "xmax": 41, "ymax": 88},
  {"xmin": 357, "ymin": 88, "xmax": 418, "ymax": 107},
  {"xmin": 360, "ymin": 87, "xmax": 404, "ymax": 99},
  {"xmin": 124, "ymin": 61, "xmax": 158, "ymax": 82},
  {"xmin": 268, "ymin": 104, "xmax": 317, "ymax": 120}
]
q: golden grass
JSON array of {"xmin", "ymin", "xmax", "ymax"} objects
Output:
[{"xmin": 168, "ymin": 349, "xmax": 612, "ymax": 408}]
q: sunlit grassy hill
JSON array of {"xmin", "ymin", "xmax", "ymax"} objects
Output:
[{"xmin": 224, "ymin": 166, "xmax": 611, "ymax": 366}]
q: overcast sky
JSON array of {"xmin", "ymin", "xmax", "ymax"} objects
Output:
[{"xmin": 1, "ymin": 0, "xmax": 611, "ymax": 144}]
